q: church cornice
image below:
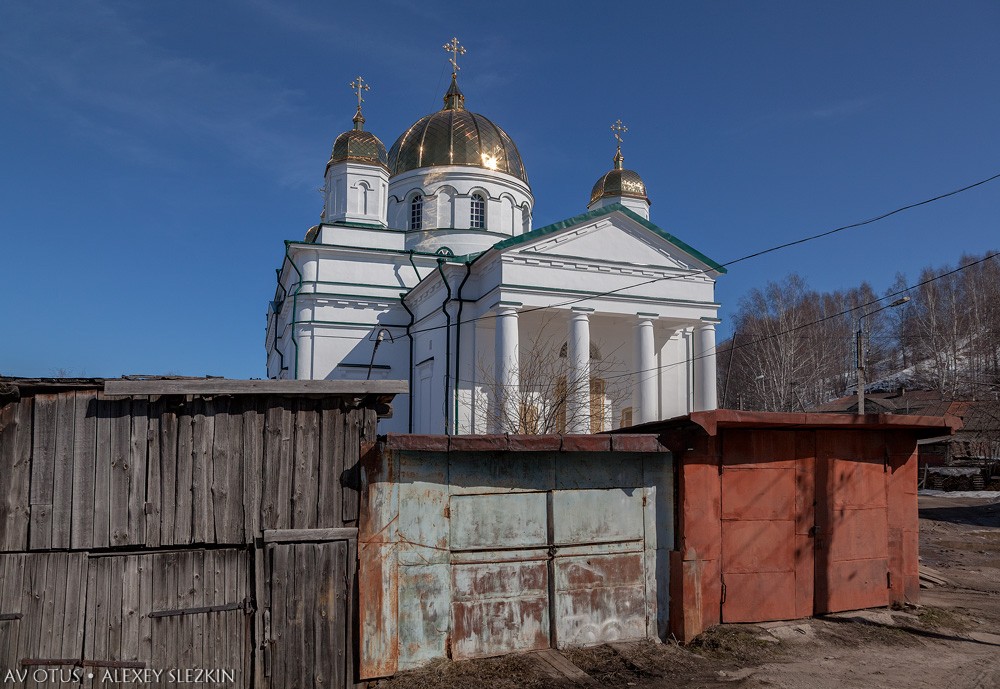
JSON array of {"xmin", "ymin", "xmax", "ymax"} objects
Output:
[{"xmin": 500, "ymin": 253, "xmax": 712, "ymax": 282}]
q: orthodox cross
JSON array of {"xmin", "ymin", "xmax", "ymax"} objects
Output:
[
  {"xmin": 349, "ymin": 75, "xmax": 370, "ymax": 111},
  {"xmin": 443, "ymin": 37, "xmax": 466, "ymax": 74},
  {"xmin": 611, "ymin": 119, "xmax": 628, "ymax": 168},
  {"xmin": 611, "ymin": 119, "xmax": 628, "ymax": 149}
]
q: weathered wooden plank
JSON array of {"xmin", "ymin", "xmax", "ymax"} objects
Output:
[
  {"xmin": 242, "ymin": 397, "xmax": 264, "ymax": 542},
  {"xmin": 84, "ymin": 555, "xmax": 101, "ymax": 671},
  {"xmin": 292, "ymin": 400, "xmax": 319, "ymax": 529},
  {"xmin": 128, "ymin": 398, "xmax": 149, "ymax": 546},
  {"xmin": 108, "ymin": 554, "xmax": 125, "ymax": 662},
  {"xmin": 300, "ymin": 545, "xmax": 317, "ymax": 689},
  {"xmin": 71, "ymin": 392, "xmax": 97, "ymax": 550},
  {"xmin": 176, "ymin": 551, "xmax": 194, "ymax": 671},
  {"xmin": 318, "ymin": 400, "xmax": 343, "ymax": 529},
  {"xmin": 122, "ymin": 555, "xmax": 142, "ymax": 664},
  {"xmin": 0, "ymin": 400, "xmax": 32, "ymax": 551},
  {"xmin": 174, "ymin": 404, "xmax": 194, "ymax": 545},
  {"xmin": 151, "ymin": 552, "xmax": 177, "ymax": 674},
  {"xmin": 158, "ymin": 402, "xmax": 179, "ymax": 546},
  {"xmin": 0, "ymin": 554, "xmax": 25, "ymax": 671},
  {"xmin": 50, "ymin": 393, "xmax": 77, "ymax": 549},
  {"xmin": 30, "ymin": 394, "xmax": 59, "ymax": 550},
  {"xmin": 104, "ymin": 379, "xmax": 408, "ymax": 396},
  {"xmin": 189, "ymin": 550, "xmax": 205, "ymax": 669},
  {"xmin": 274, "ymin": 402, "xmax": 295, "ymax": 531},
  {"xmin": 253, "ymin": 541, "xmax": 268, "ymax": 686},
  {"xmin": 261, "ymin": 405, "xmax": 283, "ymax": 532},
  {"xmin": 144, "ymin": 399, "xmax": 163, "ymax": 548},
  {"xmin": 269, "ymin": 544, "xmax": 289, "ymax": 687},
  {"xmin": 192, "ymin": 398, "xmax": 215, "ymax": 544},
  {"xmin": 203, "ymin": 551, "xmax": 218, "ymax": 678},
  {"xmin": 342, "ymin": 407, "xmax": 362, "ymax": 524},
  {"xmin": 20, "ymin": 554, "xmax": 49, "ymax": 670},
  {"xmin": 138, "ymin": 553, "xmax": 154, "ymax": 670},
  {"xmin": 292, "ymin": 543, "xmax": 307, "ymax": 687},
  {"xmin": 263, "ymin": 527, "xmax": 359, "ymax": 544},
  {"xmin": 64, "ymin": 555, "xmax": 88, "ymax": 665},
  {"xmin": 93, "ymin": 394, "xmax": 113, "ymax": 549},
  {"xmin": 210, "ymin": 397, "xmax": 232, "ymax": 543},
  {"xmin": 44, "ymin": 553, "xmax": 69, "ymax": 661},
  {"xmin": 109, "ymin": 397, "xmax": 132, "ymax": 547}
]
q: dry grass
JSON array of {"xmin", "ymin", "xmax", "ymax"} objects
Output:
[{"xmin": 687, "ymin": 625, "xmax": 785, "ymax": 665}]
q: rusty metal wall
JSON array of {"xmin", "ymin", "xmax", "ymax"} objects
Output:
[{"xmin": 359, "ymin": 443, "xmax": 674, "ymax": 677}]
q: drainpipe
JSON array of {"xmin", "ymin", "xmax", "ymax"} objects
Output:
[
  {"xmin": 436, "ymin": 258, "xmax": 453, "ymax": 436},
  {"xmin": 400, "ymin": 295, "xmax": 416, "ymax": 433},
  {"xmin": 271, "ymin": 266, "xmax": 288, "ymax": 376},
  {"xmin": 408, "ymin": 250, "xmax": 422, "ymax": 281},
  {"xmin": 283, "ymin": 241, "xmax": 305, "ymax": 379},
  {"xmin": 453, "ymin": 261, "xmax": 473, "ymax": 434}
]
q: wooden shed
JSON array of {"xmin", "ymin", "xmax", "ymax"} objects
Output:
[
  {"xmin": 0, "ymin": 377, "xmax": 405, "ymax": 689},
  {"xmin": 619, "ymin": 410, "xmax": 959, "ymax": 641}
]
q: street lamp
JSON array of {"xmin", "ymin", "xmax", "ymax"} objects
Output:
[{"xmin": 856, "ymin": 296, "xmax": 910, "ymax": 414}]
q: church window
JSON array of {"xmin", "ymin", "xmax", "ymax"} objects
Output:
[
  {"xmin": 410, "ymin": 195, "xmax": 423, "ymax": 231},
  {"xmin": 470, "ymin": 192, "xmax": 485, "ymax": 229}
]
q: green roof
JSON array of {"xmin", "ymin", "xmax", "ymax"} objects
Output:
[{"xmin": 490, "ymin": 203, "xmax": 727, "ymax": 274}]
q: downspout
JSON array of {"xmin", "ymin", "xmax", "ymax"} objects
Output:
[
  {"xmin": 408, "ymin": 250, "xmax": 422, "ymax": 281},
  {"xmin": 453, "ymin": 261, "xmax": 473, "ymax": 434},
  {"xmin": 436, "ymin": 258, "xmax": 453, "ymax": 436},
  {"xmin": 400, "ymin": 295, "xmax": 416, "ymax": 433},
  {"xmin": 283, "ymin": 241, "xmax": 305, "ymax": 379},
  {"xmin": 271, "ymin": 267, "xmax": 288, "ymax": 376}
]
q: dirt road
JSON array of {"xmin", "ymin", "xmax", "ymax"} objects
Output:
[{"xmin": 373, "ymin": 493, "xmax": 1000, "ymax": 689}]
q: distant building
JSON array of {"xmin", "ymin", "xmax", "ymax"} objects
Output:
[{"xmin": 265, "ymin": 43, "xmax": 725, "ymax": 434}]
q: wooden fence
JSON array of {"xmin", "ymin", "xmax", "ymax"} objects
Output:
[{"xmin": 0, "ymin": 379, "xmax": 401, "ymax": 688}]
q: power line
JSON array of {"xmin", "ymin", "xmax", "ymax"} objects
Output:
[
  {"xmin": 401, "ymin": 169, "xmax": 1000, "ymax": 339},
  {"xmin": 458, "ymin": 251, "xmax": 1000, "ymax": 389}
]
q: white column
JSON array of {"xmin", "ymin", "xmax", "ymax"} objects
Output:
[
  {"xmin": 693, "ymin": 321, "xmax": 718, "ymax": 411},
  {"xmin": 633, "ymin": 315, "xmax": 657, "ymax": 424},
  {"xmin": 494, "ymin": 306, "xmax": 520, "ymax": 432},
  {"xmin": 567, "ymin": 309, "xmax": 592, "ymax": 433}
]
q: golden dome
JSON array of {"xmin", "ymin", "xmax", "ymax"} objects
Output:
[
  {"xmin": 327, "ymin": 110, "xmax": 388, "ymax": 170},
  {"xmin": 387, "ymin": 75, "xmax": 528, "ymax": 183},
  {"xmin": 589, "ymin": 149, "xmax": 649, "ymax": 206}
]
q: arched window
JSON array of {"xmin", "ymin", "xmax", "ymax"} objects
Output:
[
  {"xmin": 470, "ymin": 192, "xmax": 485, "ymax": 229},
  {"xmin": 409, "ymin": 195, "xmax": 423, "ymax": 231}
]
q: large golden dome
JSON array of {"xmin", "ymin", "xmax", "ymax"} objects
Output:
[{"xmin": 387, "ymin": 76, "xmax": 528, "ymax": 183}]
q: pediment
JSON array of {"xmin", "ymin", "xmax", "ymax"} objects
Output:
[{"xmin": 509, "ymin": 216, "xmax": 702, "ymax": 272}]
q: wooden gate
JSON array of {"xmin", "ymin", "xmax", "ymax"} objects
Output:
[
  {"xmin": 263, "ymin": 536, "xmax": 356, "ymax": 689},
  {"xmin": 0, "ymin": 550, "xmax": 251, "ymax": 687}
]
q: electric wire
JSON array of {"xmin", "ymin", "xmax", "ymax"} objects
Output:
[{"xmin": 399, "ymin": 169, "xmax": 1000, "ymax": 339}]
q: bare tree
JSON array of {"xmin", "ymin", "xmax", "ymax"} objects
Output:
[{"xmin": 475, "ymin": 323, "xmax": 631, "ymax": 433}]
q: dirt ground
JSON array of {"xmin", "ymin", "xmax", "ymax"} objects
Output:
[{"xmin": 371, "ymin": 493, "xmax": 1000, "ymax": 689}]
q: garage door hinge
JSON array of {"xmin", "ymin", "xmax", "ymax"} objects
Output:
[
  {"xmin": 720, "ymin": 579, "xmax": 727, "ymax": 605},
  {"xmin": 443, "ymin": 505, "xmax": 450, "ymax": 518},
  {"xmin": 887, "ymin": 571, "xmax": 892, "ymax": 589},
  {"xmin": 0, "ymin": 613, "xmax": 22, "ymax": 621}
]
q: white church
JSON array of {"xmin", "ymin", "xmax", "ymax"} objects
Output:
[{"xmin": 265, "ymin": 41, "xmax": 725, "ymax": 435}]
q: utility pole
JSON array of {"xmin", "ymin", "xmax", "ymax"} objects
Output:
[{"xmin": 856, "ymin": 296, "xmax": 910, "ymax": 415}]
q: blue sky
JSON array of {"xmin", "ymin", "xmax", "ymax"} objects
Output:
[{"xmin": 1, "ymin": 1, "xmax": 998, "ymax": 378}]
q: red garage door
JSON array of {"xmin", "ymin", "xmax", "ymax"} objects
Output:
[
  {"xmin": 720, "ymin": 429, "xmax": 890, "ymax": 622},
  {"xmin": 815, "ymin": 431, "xmax": 890, "ymax": 614}
]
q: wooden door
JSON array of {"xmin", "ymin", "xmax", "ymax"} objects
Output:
[{"xmin": 264, "ymin": 541, "xmax": 353, "ymax": 689}]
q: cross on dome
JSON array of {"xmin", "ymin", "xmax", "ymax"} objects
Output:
[
  {"xmin": 349, "ymin": 75, "xmax": 371, "ymax": 130},
  {"xmin": 442, "ymin": 37, "xmax": 466, "ymax": 76},
  {"xmin": 611, "ymin": 119, "xmax": 628, "ymax": 169}
]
